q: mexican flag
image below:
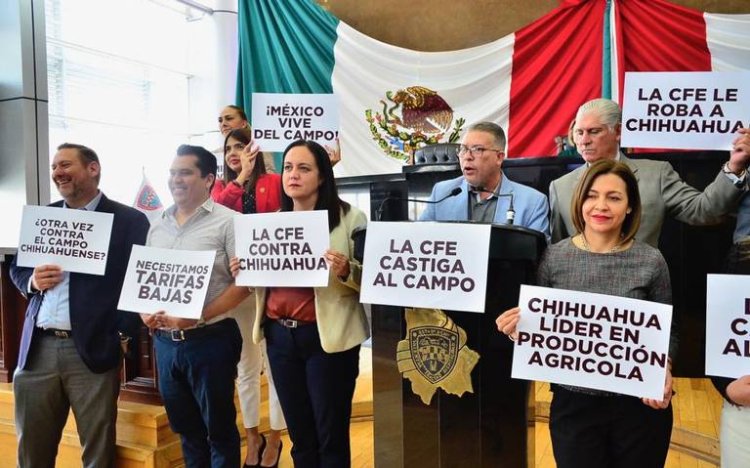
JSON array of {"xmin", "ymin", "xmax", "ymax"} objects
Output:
[{"xmin": 237, "ymin": 0, "xmax": 750, "ymax": 177}]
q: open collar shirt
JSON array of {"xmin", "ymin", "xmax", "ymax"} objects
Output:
[{"xmin": 147, "ymin": 198, "xmax": 236, "ymax": 325}]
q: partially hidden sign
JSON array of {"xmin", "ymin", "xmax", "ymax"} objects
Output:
[{"xmin": 705, "ymin": 274, "xmax": 750, "ymax": 379}]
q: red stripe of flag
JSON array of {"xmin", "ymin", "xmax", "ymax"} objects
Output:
[{"xmin": 508, "ymin": 0, "xmax": 607, "ymax": 158}]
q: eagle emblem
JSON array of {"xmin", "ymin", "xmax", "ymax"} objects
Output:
[{"xmin": 366, "ymin": 86, "xmax": 465, "ymax": 162}]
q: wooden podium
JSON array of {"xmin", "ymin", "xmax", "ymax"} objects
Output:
[{"xmin": 357, "ymin": 223, "xmax": 546, "ymax": 467}]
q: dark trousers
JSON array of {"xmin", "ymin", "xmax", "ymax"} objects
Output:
[
  {"xmin": 265, "ymin": 320, "xmax": 360, "ymax": 468},
  {"xmin": 549, "ymin": 386, "xmax": 673, "ymax": 468},
  {"xmin": 154, "ymin": 319, "xmax": 242, "ymax": 468}
]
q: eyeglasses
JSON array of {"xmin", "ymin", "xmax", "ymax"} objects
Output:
[{"xmin": 457, "ymin": 145, "xmax": 503, "ymax": 158}]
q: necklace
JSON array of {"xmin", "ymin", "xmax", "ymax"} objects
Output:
[{"xmin": 579, "ymin": 234, "xmax": 624, "ymax": 253}]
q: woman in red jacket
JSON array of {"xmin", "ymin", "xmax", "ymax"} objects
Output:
[
  {"xmin": 212, "ymin": 126, "xmax": 285, "ymax": 468},
  {"xmin": 212, "ymin": 127, "xmax": 282, "ymax": 215}
]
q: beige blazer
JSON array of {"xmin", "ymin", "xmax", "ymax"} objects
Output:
[
  {"xmin": 549, "ymin": 154, "xmax": 744, "ymax": 247},
  {"xmin": 252, "ymin": 206, "xmax": 370, "ymax": 353}
]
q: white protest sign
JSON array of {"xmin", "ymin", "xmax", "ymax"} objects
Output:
[
  {"xmin": 118, "ymin": 245, "xmax": 216, "ymax": 319},
  {"xmin": 234, "ymin": 210, "xmax": 330, "ymax": 287},
  {"xmin": 251, "ymin": 93, "xmax": 339, "ymax": 152},
  {"xmin": 16, "ymin": 205, "xmax": 114, "ymax": 275},
  {"xmin": 621, "ymin": 71, "xmax": 750, "ymax": 150},
  {"xmin": 511, "ymin": 285, "xmax": 673, "ymax": 400},
  {"xmin": 360, "ymin": 221, "xmax": 491, "ymax": 313},
  {"xmin": 706, "ymin": 274, "xmax": 750, "ymax": 379}
]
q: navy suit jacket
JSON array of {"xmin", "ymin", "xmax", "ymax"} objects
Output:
[
  {"xmin": 419, "ymin": 174, "xmax": 551, "ymax": 240},
  {"xmin": 10, "ymin": 194, "xmax": 149, "ymax": 373}
]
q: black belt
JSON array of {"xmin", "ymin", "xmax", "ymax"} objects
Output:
[
  {"xmin": 275, "ymin": 318, "xmax": 315, "ymax": 329},
  {"xmin": 154, "ymin": 319, "xmax": 232, "ymax": 342},
  {"xmin": 36, "ymin": 327, "xmax": 72, "ymax": 339}
]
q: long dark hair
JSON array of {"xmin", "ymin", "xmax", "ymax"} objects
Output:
[
  {"xmin": 222, "ymin": 128, "xmax": 267, "ymax": 188},
  {"xmin": 280, "ymin": 139, "xmax": 350, "ymax": 232}
]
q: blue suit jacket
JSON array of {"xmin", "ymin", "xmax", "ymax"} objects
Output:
[
  {"xmin": 419, "ymin": 174, "xmax": 551, "ymax": 240},
  {"xmin": 10, "ymin": 195, "xmax": 149, "ymax": 373}
]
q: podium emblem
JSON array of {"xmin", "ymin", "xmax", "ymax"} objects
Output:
[
  {"xmin": 398, "ymin": 308, "xmax": 480, "ymax": 404},
  {"xmin": 409, "ymin": 327, "xmax": 459, "ymax": 384}
]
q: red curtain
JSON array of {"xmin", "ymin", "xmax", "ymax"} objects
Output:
[
  {"xmin": 614, "ymin": 0, "xmax": 710, "ymax": 104},
  {"xmin": 507, "ymin": 0, "xmax": 606, "ymax": 158}
]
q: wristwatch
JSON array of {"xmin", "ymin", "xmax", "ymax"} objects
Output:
[{"xmin": 722, "ymin": 162, "xmax": 747, "ymax": 188}]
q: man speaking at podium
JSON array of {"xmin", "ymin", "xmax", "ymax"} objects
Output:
[
  {"xmin": 417, "ymin": 122, "xmax": 548, "ymax": 466},
  {"xmin": 419, "ymin": 122, "xmax": 550, "ymax": 238}
]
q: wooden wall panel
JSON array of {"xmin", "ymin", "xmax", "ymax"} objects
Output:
[{"xmin": 319, "ymin": 0, "xmax": 750, "ymax": 52}]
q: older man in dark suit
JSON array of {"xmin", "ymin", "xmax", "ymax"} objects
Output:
[{"xmin": 10, "ymin": 143, "xmax": 149, "ymax": 467}]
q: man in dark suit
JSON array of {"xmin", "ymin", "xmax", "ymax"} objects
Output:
[{"xmin": 10, "ymin": 143, "xmax": 149, "ymax": 467}]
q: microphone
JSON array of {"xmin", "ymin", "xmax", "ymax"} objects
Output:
[
  {"xmin": 376, "ymin": 187, "xmax": 463, "ymax": 221},
  {"xmin": 473, "ymin": 186, "xmax": 515, "ymax": 225}
]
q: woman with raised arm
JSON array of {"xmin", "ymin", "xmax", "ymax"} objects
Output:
[
  {"xmin": 211, "ymin": 126, "xmax": 284, "ymax": 468},
  {"xmin": 217, "ymin": 104, "xmax": 341, "ymax": 173}
]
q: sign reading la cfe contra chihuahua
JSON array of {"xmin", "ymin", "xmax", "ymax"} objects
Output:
[{"xmin": 234, "ymin": 211, "xmax": 330, "ymax": 287}]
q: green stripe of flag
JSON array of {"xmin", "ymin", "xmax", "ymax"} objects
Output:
[{"xmin": 602, "ymin": 0, "xmax": 612, "ymax": 99}]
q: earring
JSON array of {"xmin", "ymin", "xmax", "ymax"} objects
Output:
[{"xmin": 626, "ymin": 208, "xmax": 632, "ymax": 214}]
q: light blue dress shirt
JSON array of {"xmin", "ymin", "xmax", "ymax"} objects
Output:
[{"xmin": 35, "ymin": 192, "xmax": 103, "ymax": 330}]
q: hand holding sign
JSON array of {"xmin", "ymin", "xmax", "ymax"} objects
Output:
[
  {"xmin": 728, "ymin": 127, "xmax": 750, "ymax": 174},
  {"xmin": 496, "ymin": 307, "xmax": 520, "ymax": 341},
  {"xmin": 139, "ymin": 312, "xmax": 161, "ymax": 330},
  {"xmin": 325, "ymin": 137, "xmax": 341, "ymax": 167},
  {"xmin": 143, "ymin": 311, "xmax": 198, "ymax": 330},
  {"xmin": 240, "ymin": 141, "xmax": 260, "ymax": 177},
  {"xmin": 32, "ymin": 264, "xmax": 64, "ymax": 292},
  {"xmin": 727, "ymin": 375, "xmax": 750, "ymax": 406},
  {"xmin": 229, "ymin": 256, "xmax": 241, "ymax": 278},
  {"xmin": 641, "ymin": 367, "xmax": 673, "ymax": 410},
  {"xmin": 324, "ymin": 249, "xmax": 350, "ymax": 279}
]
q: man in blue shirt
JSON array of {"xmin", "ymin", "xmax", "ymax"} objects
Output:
[{"xmin": 419, "ymin": 122, "xmax": 550, "ymax": 239}]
